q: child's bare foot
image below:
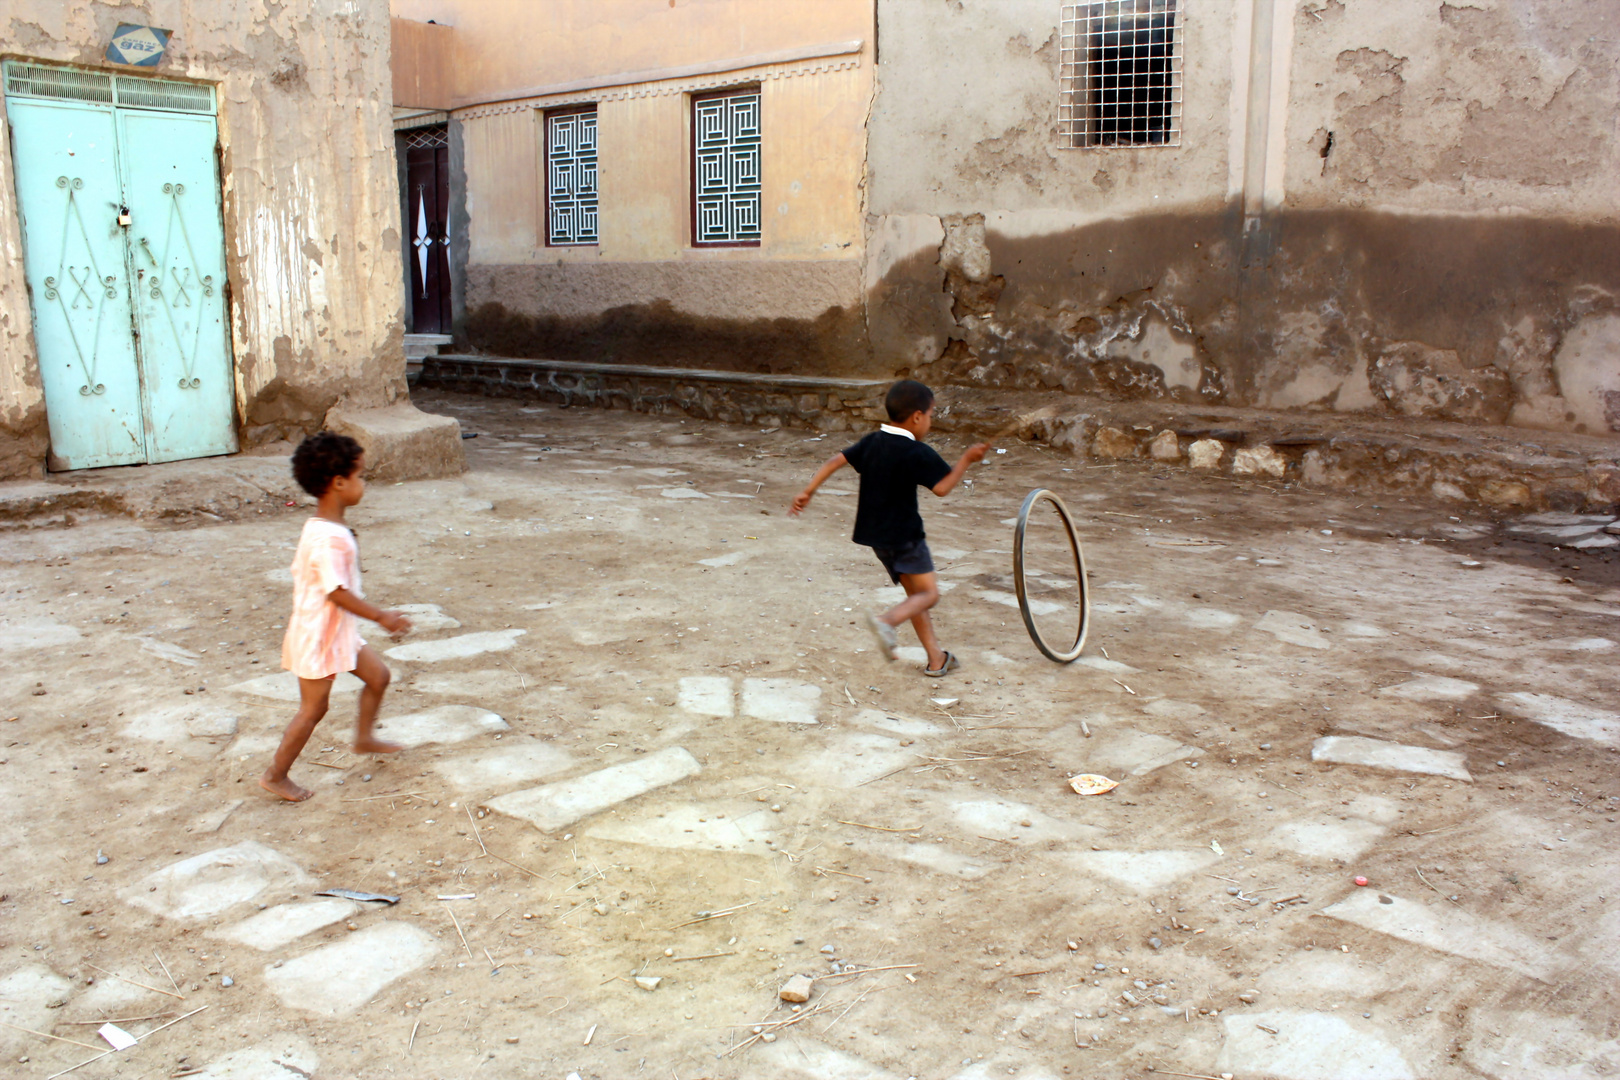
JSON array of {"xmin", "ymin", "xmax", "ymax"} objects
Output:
[
  {"xmin": 259, "ymin": 770, "xmax": 314, "ymax": 802},
  {"xmin": 352, "ymin": 737, "xmax": 403, "ymax": 754}
]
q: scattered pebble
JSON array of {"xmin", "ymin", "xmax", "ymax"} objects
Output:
[
  {"xmin": 779, "ymin": 974, "xmax": 813, "ymax": 1003},
  {"xmin": 361, "ymin": 774, "xmax": 373, "ymax": 782},
  {"xmin": 634, "ymin": 976, "xmax": 661, "ymax": 991},
  {"xmin": 95, "ymin": 851, "xmax": 108, "ymax": 865},
  {"xmin": 221, "ymin": 975, "xmax": 233, "ymax": 988}
]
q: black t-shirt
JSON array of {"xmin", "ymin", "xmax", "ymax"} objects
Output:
[{"xmin": 841, "ymin": 430, "xmax": 952, "ymax": 548}]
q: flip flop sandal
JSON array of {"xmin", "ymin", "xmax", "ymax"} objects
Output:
[
  {"xmin": 866, "ymin": 612, "xmax": 898, "ymax": 661},
  {"xmin": 924, "ymin": 651, "xmax": 960, "ymax": 677}
]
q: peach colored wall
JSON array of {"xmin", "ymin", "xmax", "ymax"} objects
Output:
[
  {"xmin": 390, "ymin": 0, "xmax": 870, "ymax": 106},
  {"xmin": 391, "ymin": 16, "xmax": 455, "ymax": 109}
]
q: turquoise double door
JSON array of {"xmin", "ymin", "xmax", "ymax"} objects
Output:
[{"xmin": 7, "ymin": 71, "xmax": 236, "ymax": 469}]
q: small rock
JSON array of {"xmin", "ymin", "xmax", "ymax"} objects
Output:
[
  {"xmin": 361, "ymin": 774, "xmax": 373, "ymax": 782},
  {"xmin": 761, "ymin": 1033, "xmax": 777, "ymax": 1043},
  {"xmin": 593, "ymin": 904, "xmax": 606, "ymax": 916},
  {"xmin": 1134, "ymin": 980, "xmax": 1147, "ymax": 990},
  {"xmin": 820, "ymin": 945, "xmax": 836, "ymax": 955},
  {"xmin": 1226, "ymin": 887, "xmax": 1240, "ymax": 895},
  {"xmin": 1258, "ymin": 743, "xmax": 1271, "ymax": 751},
  {"xmin": 1148, "ymin": 937, "xmax": 1162, "ymax": 949},
  {"xmin": 1238, "ymin": 990, "xmax": 1259, "ymax": 1004},
  {"xmin": 634, "ymin": 976, "xmax": 661, "ymax": 991},
  {"xmin": 779, "ymin": 974, "xmax": 814, "ymax": 1003},
  {"xmin": 96, "ymin": 851, "xmax": 108, "ymax": 865},
  {"xmin": 1093, "ymin": 963, "xmax": 1106, "ymax": 971},
  {"xmin": 506, "ymin": 1036, "xmax": 519, "ymax": 1044},
  {"xmin": 1067, "ymin": 941, "xmax": 1079, "ymax": 951},
  {"xmin": 221, "ymin": 975, "xmax": 234, "ymax": 988}
]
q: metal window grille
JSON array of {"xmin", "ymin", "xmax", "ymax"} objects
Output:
[
  {"xmin": 404, "ymin": 126, "xmax": 448, "ymax": 150},
  {"xmin": 4, "ymin": 63, "xmax": 114, "ymax": 105},
  {"xmin": 1059, "ymin": 1, "xmax": 1183, "ymax": 148},
  {"xmin": 1, "ymin": 62, "xmax": 215, "ymax": 114},
  {"xmin": 692, "ymin": 89, "xmax": 761, "ymax": 245},
  {"xmin": 113, "ymin": 75, "xmax": 213, "ymax": 113},
  {"xmin": 546, "ymin": 108, "xmax": 598, "ymax": 246}
]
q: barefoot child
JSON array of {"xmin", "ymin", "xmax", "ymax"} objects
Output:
[
  {"xmin": 790, "ymin": 380, "xmax": 988, "ymax": 676},
  {"xmin": 261, "ymin": 432, "xmax": 412, "ymax": 802}
]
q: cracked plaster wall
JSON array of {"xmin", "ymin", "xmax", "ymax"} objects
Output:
[
  {"xmin": 864, "ymin": 0, "xmax": 1620, "ymax": 438},
  {"xmin": 0, "ymin": 0, "xmax": 407, "ymax": 476}
]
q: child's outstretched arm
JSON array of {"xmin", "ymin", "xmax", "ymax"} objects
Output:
[
  {"xmin": 328, "ymin": 586, "xmax": 413, "ymax": 636},
  {"xmin": 931, "ymin": 442, "xmax": 990, "ymax": 497},
  {"xmin": 789, "ymin": 452, "xmax": 847, "ymax": 516}
]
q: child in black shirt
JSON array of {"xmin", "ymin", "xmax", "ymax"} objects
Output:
[{"xmin": 790, "ymin": 380, "xmax": 988, "ymax": 675}]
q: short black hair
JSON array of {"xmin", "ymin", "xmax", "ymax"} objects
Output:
[
  {"xmin": 291, "ymin": 431, "xmax": 364, "ymax": 496},
  {"xmin": 885, "ymin": 379, "xmax": 935, "ymax": 423}
]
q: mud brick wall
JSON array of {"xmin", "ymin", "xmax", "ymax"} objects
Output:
[{"xmin": 419, "ymin": 356, "xmax": 887, "ymax": 432}]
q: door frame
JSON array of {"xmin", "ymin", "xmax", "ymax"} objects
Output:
[{"xmin": 2, "ymin": 58, "xmax": 238, "ymax": 470}]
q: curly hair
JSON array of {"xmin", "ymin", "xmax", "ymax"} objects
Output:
[
  {"xmin": 884, "ymin": 379, "xmax": 935, "ymax": 423},
  {"xmin": 291, "ymin": 431, "xmax": 364, "ymax": 497}
]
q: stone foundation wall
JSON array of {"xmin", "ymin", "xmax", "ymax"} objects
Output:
[{"xmin": 419, "ymin": 355, "xmax": 887, "ymax": 431}]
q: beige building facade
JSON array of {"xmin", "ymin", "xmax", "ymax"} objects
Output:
[
  {"xmin": 868, "ymin": 0, "xmax": 1620, "ymax": 436},
  {"xmin": 398, "ymin": 0, "xmax": 1619, "ymax": 442},
  {"xmin": 390, "ymin": 0, "xmax": 874, "ymax": 373},
  {"xmin": 0, "ymin": 0, "xmax": 418, "ymax": 479}
]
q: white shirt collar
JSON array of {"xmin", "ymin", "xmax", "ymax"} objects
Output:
[{"xmin": 879, "ymin": 423, "xmax": 916, "ymax": 441}]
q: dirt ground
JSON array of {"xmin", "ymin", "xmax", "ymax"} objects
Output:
[{"xmin": 2, "ymin": 388, "xmax": 1618, "ymax": 1080}]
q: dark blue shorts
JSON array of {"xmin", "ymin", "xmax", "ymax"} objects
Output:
[{"xmin": 870, "ymin": 539, "xmax": 934, "ymax": 585}]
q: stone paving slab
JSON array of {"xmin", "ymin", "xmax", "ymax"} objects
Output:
[
  {"xmin": 795, "ymin": 732, "xmax": 915, "ymax": 787},
  {"xmin": 741, "ymin": 677, "xmax": 821, "ymax": 724},
  {"xmin": 209, "ymin": 898, "xmax": 359, "ymax": 951},
  {"xmin": 1462, "ymin": 1007, "xmax": 1620, "ymax": 1080},
  {"xmin": 753, "ymin": 1036, "xmax": 905, "ymax": 1079},
  {"xmin": 1376, "ymin": 675, "xmax": 1480, "ymax": 701},
  {"xmin": 1215, "ymin": 1009, "xmax": 1415, "ymax": 1080},
  {"xmin": 1502, "ymin": 692, "xmax": 1620, "ymax": 747},
  {"xmin": 865, "ymin": 839, "xmax": 993, "ymax": 879},
  {"xmin": 226, "ymin": 670, "xmax": 367, "ymax": 701},
  {"xmin": 851, "ymin": 709, "xmax": 946, "ymax": 737},
  {"xmin": 484, "ymin": 746, "xmax": 702, "ymax": 832},
  {"xmin": 1268, "ymin": 817, "xmax": 1388, "ymax": 863},
  {"xmin": 123, "ymin": 702, "xmax": 242, "ymax": 741},
  {"xmin": 678, "ymin": 675, "xmax": 734, "ymax": 717},
  {"xmin": 185, "ymin": 1035, "xmax": 320, "ymax": 1079},
  {"xmin": 949, "ymin": 796, "xmax": 1102, "ymax": 843},
  {"xmin": 263, "ymin": 921, "xmax": 440, "ymax": 1016},
  {"xmin": 1322, "ymin": 889, "xmax": 1559, "ymax": 981},
  {"xmin": 0, "ymin": 963, "xmax": 73, "ymax": 1054},
  {"xmin": 433, "ymin": 742, "xmax": 574, "ymax": 790},
  {"xmin": 392, "ymin": 603, "xmax": 460, "ymax": 631},
  {"xmin": 1064, "ymin": 848, "xmax": 1220, "ymax": 892},
  {"xmin": 384, "ymin": 629, "xmax": 526, "ymax": 662},
  {"xmin": 1257, "ymin": 610, "xmax": 1333, "ymax": 649},
  {"xmin": 585, "ymin": 802, "xmax": 775, "ymax": 854},
  {"xmin": 375, "ymin": 704, "xmax": 508, "ymax": 748},
  {"xmin": 410, "ymin": 668, "xmax": 527, "ymax": 696},
  {"xmin": 0, "ymin": 617, "xmax": 82, "ymax": 652},
  {"xmin": 119, "ymin": 842, "xmax": 312, "ymax": 921},
  {"xmin": 1063, "ymin": 725, "xmax": 1202, "ymax": 776},
  {"xmin": 1311, "ymin": 736, "xmax": 1472, "ymax": 781}
]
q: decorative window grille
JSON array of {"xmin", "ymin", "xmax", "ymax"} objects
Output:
[
  {"xmin": 1059, "ymin": 1, "xmax": 1183, "ymax": 148},
  {"xmin": 2, "ymin": 61, "xmax": 215, "ymax": 114},
  {"xmin": 691, "ymin": 88, "xmax": 761, "ymax": 246},
  {"xmin": 404, "ymin": 126, "xmax": 447, "ymax": 150},
  {"xmin": 546, "ymin": 107, "xmax": 598, "ymax": 246}
]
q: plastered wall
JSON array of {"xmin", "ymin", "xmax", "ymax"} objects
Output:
[
  {"xmin": 390, "ymin": 0, "xmax": 875, "ymax": 373},
  {"xmin": 0, "ymin": 0, "xmax": 408, "ymax": 477},
  {"xmin": 865, "ymin": 0, "xmax": 1620, "ymax": 438}
]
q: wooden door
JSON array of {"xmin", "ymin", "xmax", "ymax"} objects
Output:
[{"xmin": 405, "ymin": 138, "xmax": 450, "ymax": 334}]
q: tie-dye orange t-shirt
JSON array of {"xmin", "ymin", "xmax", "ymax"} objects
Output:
[{"xmin": 281, "ymin": 518, "xmax": 364, "ymax": 679}]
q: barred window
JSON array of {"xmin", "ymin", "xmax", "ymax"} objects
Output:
[
  {"xmin": 1059, "ymin": 1, "xmax": 1183, "ymax": 148},
  {"xmin": 691, "ymin": 88, "xmax": 761, "ymax": 246},
  {"xmin": 546, "ymin": 106, "xmax": 598, "ymax": 246}
]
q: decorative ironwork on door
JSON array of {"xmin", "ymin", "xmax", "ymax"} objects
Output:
[
  {"xmin": 42, "ymin": 175, "xmax": 117, "ymax": 396},
  {"xmin": 692, "ymin": 90, "xmax": 761, "ymax": 245},
  {"xmin": 405, "ymin": 126, "xmax": 451, "ymax": 334},
  {"xmin": 136, "ymin": 181, "xmax": 215, "ymax": 390}
]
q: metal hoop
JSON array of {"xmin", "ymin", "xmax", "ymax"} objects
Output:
[{"xmin": 1012, "ymin": 487, "xmax": 1090, "ymax": 663}]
